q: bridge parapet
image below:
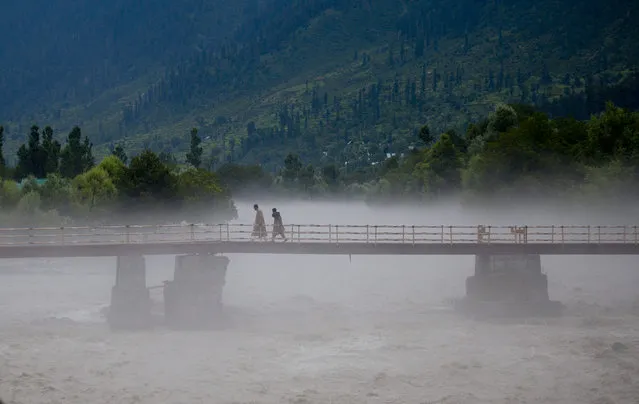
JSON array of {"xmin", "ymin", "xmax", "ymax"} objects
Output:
[{"xmin": 0, "ymin": 224, "xmax": 637, "ymax": 247}]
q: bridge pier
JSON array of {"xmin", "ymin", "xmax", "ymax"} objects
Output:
[
  {"xmin": 164, "ymin": 254, "xmax": 229, "ymax": 329},
  {"xmin": 107, "ymin": 255, "xmax": 153, "ymax": 330},
  {"xmin": 456, "ymin": 254, "xmax": 562, "ymax": 317}
]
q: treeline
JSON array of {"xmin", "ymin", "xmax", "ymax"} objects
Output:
[
  {"xmin": 366, "ymin": 101, "xmax": 639, "ymax": 203},
  {"xmin": 0, "ymin": 126, "xmax": 237, "ymax": 227},
  {"xmin": 215, "ymin": 101, "xmax": 639, "ymax": 204},
  {"xmin": 2, "ymin": 100, "xmax": 638, "ymax": 226},
  {"xmin": 234, "ymin": 70, "xmax": 639, "ymax": 170}
]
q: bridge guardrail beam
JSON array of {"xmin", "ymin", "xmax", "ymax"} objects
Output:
[{"xmin": 1, "ymin": 223, "xmax": 639, "ymax": 247}]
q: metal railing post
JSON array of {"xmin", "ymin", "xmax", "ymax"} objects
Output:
[
  {"xmin": 412, "ymin": 225, "xmax": 415, "ymax": 246},
  {"xmin": 60, "ymin": 227, "xmax": 65, "ymax": 245},
  {"xmin": 297, "ymin": 225, "xmax": 301, "ymax": 243},
  {"xmin": 561, "ymin": 226, "xmax": 564, "ymax": 244},
  {"xmin": 402, "ymin": 225, "xmax": 405, "ymax": 243},
  {"xmin": 336, "ymin": 225, "xmax": 339, "ymax": 245},
  {"xmin": 126, "ymin": 225, "xmax": 130, "ymax": 243},
  {"xmin": 329, "ymin": 225, "xmax": 332, "ymax": 243},
  {"xmin": 488, "ymin": 226, "xmax": 492, "ymax": 244},
  {"xmin": 597, "ymin": 226, "xmax": 601, "ymax": 244},
  {"xmin": 551, "ymin": 225, "xmax": 554, "ymax": 243},
  {"xmin": 587, "ymin": 225, "xmax": 591, "ymax": 244},
  {"xmin": 219, "ymin": 224, "xmax": 223, "ymax": 241},
  {"xmin": 366, "ymin": 225, "xmax": 369, "ymax": 244},
  {"xmin": 374, "ymin": 225, "xmax": 378, "ymax": 245},
  {"xmin": 190, "ymin": 223, "xmax": 195, "ymax": 241},
  {"xmin": 449, "ymin": 226, "xmax": 453, "ymax": 245},
  {"xmin": 440, "ymin": 225, "xmax": 444, "ymax": 243},
  {"xmin": 226, "ymin": 223, "xmax": 230, "ymax": 241}
]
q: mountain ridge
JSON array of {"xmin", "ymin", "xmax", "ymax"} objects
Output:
[{"xmin": 1, "ymin": 0, "xmax": 637, "ymax": 169}]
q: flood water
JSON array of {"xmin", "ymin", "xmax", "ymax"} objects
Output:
[{"xmin": 1, "ymin": 200, "xmax": 638, "ymax": 404}]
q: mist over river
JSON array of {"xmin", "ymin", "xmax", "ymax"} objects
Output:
[{"xmin": 1, "ymin": 200, "xmax": 638, "ymax": 404}]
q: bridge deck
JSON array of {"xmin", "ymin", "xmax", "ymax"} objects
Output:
[{"xmin": 0, "ymin": 223, "xmax": 638, "ymax": 258}]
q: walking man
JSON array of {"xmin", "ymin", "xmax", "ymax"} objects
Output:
[
  {"xmin": 271, "ymin": 208, "xmax": 287, "ymax": 242},
  {"xmin": 252, "ymin": 204, "xmax": 267, "ymax": 240}
]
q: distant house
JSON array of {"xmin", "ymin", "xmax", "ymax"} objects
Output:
[{"xmin": 16, "ymin": 178, "xmax": 48, "ymax": 190}]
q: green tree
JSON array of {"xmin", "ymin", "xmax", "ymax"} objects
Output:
[
  {"xmin": 60, "ymin": 126, "xmax": 94, "ymax": 178},
  {"xmin": 42, "ymin": 126, "xmax": 61, "ymax": 174},
  {"xmin": 13, "ymin": 189, "xmax": 66, "ymax": 227},
  {"xmin": 186, "ymin": 127, "xmax": 203, "ymax": 168},
  {"xmin": 418, "ymin": 125, "xmax": 433, "ymax": 146},
  {"xmin": 298, "ymin": 165, "xmax": 316, "ymax": 191},
  {"xmin": 584, "ymin": 102, "xmax": 639, "ymax": 163},
  {"xmin": 16, "ymin": 125, "xmax": 46, "ymax": 179},
  {"xmin": 321, "ymin": 164, "xmax": 340, "ymax": 188},
  {"xmin": 177, "ymin": 168, "xmax": 222, "ymax": 202},
  {"xmin": 98, "ymin": 155, "xmax": 127, "ymax": 187},
  {"xmin": 413, "ymin": 133, "xmax": 463, "ymax": 195},
  {"xmin": 16, "ymin": 190, "xmax": 42, "ymax": 215},
  {"xmin": 0, "ymin": 126, "xmax": 5, "ymax": 177},
  {"xmin": 15, "ymin": 145, "xmax": 30, "ymax": 179},
  {"xmin": 462, "ymin": 120, "xmax": 543, "ymax": 194},
  {"xmin": 283, "ymin": 153, "xmax": 303, "ymax": 184},
  {"xmin": 112, "ymin": 144, "xmax": 128, "ymax": 164},
  {"xmin": 122, "ymin": 150, "xmax": 176, "ymax": 202},
  {"xmin": 551, "ymin": 117, "xmax": 588, "ymax": 161},
  {"xmin": 82, "ymin": 136, "xmax": 95, "ymax": 170},
  {"xmin": 177, "ymin": 168, "xmax": 238, "ymax": 221},
  {"xmin": 580, "ymin": 159, "xmax": 636, "ymax": 198},
  {"xmin": 72, "ymin": 167, "xmax": 117, "ymax": 211},
  {"xmin": 487, "ymin": 103, "xmax": 518, "ymax": 135},
  {"xmin": 19, "ymin": 175, "xmax": 41, "ymax": 195},
  {"xmin": 39, "ymin": 173, "xmax": 73, "ymax": 213},
  {"xmin": 159, "ymin": 151, "xmax": 178, "ymax": 166},
  {"xmin": 216, "ymin": 163, "xmax": 272, "ymax": 193},
  {"xmin": 0, "ymin": 180, "xmax": 21, "ymax": 209}
]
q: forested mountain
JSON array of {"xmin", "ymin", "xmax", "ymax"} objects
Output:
[
  {"xmin": 1, "ymin": 0, "xmax": 638, "ymax": 171},
  {"xmin": 0, "ymin": 0, "xmax": 249, "ymax": 117}
]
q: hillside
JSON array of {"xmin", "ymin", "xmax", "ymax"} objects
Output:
[{"xmin": 1, "ymin": 0, "xmax": 638, "ymax": 170}]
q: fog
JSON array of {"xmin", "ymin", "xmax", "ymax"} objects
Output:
[{"xmin": 1, "ymin": 199, "xmax": 638, "ymax": 404}]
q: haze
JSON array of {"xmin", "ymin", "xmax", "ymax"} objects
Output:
[{"xmin": 1, "ymin": 200, "xmax": 638, "ymax": 404}]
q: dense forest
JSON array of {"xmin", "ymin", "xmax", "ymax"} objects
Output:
[
  {"xmin": 1, "ymin": 101, "xmax": 638, "ymax": 226},
  {"xmin": 1, "ymin": 0, "xmax": 638, "ymax": 171},
  {"xmin": 0, "ymin": 124, "xmax": 238, "ymax": 226}
]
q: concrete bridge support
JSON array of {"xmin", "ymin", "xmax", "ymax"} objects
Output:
[
  {"xmin": 107, "ymin": 255, "xmax": 153, "ymax": 330},
  {"xmin": 164, "ymin": 254, "xmax": 229, "ymax": 329},
  {"xmin": 456, "ymin": 254, "xmax": 562, "ymax": 317},
  {"xmin": 467, "ymin": 254, "xmax": 549, "ymax": 302}
]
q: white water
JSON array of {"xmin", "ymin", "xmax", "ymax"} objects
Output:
[{"xmin": 1, "ymin": 201, "xmax": 638, "ymax": 404}]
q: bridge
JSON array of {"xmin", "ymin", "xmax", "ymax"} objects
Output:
[
  {"xmin": 3, "ymin": 222, "xmax": 636, "ymax": 329},
  {"xmin": 1, "ymin": 223, "xmax": 638, "ymax": 258}
]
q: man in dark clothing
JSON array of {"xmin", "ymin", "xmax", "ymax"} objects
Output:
[{"xmin": 271, "ymin": 208, "xmax": 287, "ymax": 242}]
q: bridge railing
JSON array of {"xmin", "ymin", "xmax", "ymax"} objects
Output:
[{"xmin": 0, "ymin": 224, "xmax": 637, "ymax": 246}]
